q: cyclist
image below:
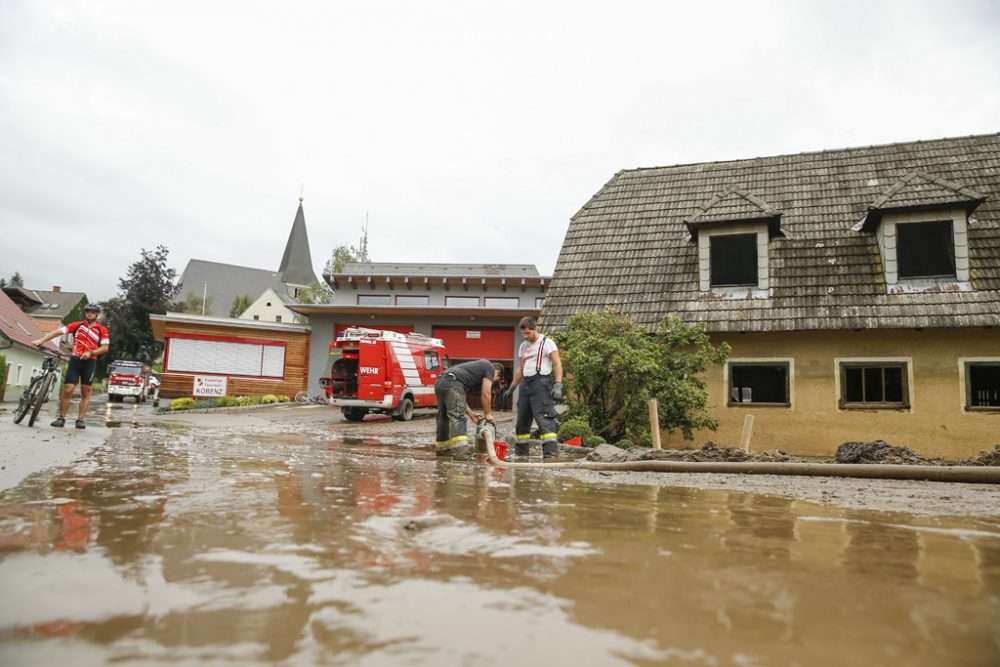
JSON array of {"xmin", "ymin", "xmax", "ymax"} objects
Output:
[{"xmin": 32, "ymin": 303, "xmax": 110, "ymax": 429}]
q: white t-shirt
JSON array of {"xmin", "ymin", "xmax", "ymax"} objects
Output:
[{"xmin": 518, "ymin": 336, "xmax": 558, "ymax": 377}]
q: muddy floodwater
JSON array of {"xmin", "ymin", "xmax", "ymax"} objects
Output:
[{"xmin": 1, "ymin": 406, "xmax": 998, "ymax": 665}]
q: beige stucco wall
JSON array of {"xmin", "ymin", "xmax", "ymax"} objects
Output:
[{"xmin": 662, "ymin": 328, "xmax": 1000, "ymax": 458}]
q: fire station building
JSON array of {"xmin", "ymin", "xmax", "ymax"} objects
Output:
[{"xmin": 289, "ymin": 262, "xmax": 548, "ymax": 397}]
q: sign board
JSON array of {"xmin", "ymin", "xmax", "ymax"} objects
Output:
[
  {"xmin": 466, "ymin": 331, "xmax": 481, "ymax": 339},
  {"xmin": 194, "ymin": 375, "xmax": 228, "ymax": 397}
]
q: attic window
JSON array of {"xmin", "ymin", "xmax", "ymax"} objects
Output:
[
  {"xmin": 897, "ymin": 220, "xmax": 955, "ymax": 279},
  {"xmin": 710, "ymin": 234, "xmax": 758, "ymax": 287}
]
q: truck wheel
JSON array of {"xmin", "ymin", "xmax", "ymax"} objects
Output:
[
  {"xmin": 342, "ymin": 407, "xmax": 365, "ymax": 422},
  {"xmin": 393, "ymin": 397, "xmax": 414, "ymax": 422}
]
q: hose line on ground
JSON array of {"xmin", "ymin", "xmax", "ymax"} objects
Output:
[{"xmin": 477, "ymin": 428, "xmax": 1000, "ymax": 485}]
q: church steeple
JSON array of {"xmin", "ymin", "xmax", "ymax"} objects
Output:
[{"xmin": 278, "ymin": 198, "xmax": 319, "ymax": 288}]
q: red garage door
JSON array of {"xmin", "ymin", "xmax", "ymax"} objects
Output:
[
  {"xmin": 432, "ymin": 327, "xmax": 514, "ymax": 361},
  {"xmin": 335, "ymin": 324, "xmax": 414, "ymax": 339}
]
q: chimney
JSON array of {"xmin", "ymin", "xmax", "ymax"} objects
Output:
[{"xmin": 52, "ymin": 286, "xmax": 61, "ymax": 293}]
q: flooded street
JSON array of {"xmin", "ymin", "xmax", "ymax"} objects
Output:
[{"xmin": 1, "ymin": 405, "xmax": 998, "ymax": 665}]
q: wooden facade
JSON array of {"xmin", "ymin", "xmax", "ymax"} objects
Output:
[{"xmin": 150, "ymin": 313, "xmax": 310, "ymax": 399}]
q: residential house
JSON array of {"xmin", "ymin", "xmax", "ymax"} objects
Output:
[
  {"xmin": 0, "ymin": 289, "xmax": 62, "ymax": 399},
  {"xmin": 543, "ymin": 133, "xmax": 1000, "ymax": 458},
  {"xmin": 290, "ymin": 262, "xmax": 548, "ymax": 397},
  {"xmin": 2, "ymin": 285, "xmax": 88, "ymax": 334}
]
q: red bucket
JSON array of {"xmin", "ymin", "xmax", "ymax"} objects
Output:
[{"xmin": 493, "ymin": 441, "xmax": 508, "ymax": 461}]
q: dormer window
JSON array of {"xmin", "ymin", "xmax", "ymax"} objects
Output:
[
  {"xmin": 897, "ymin": 220, "xmax": 955, "ymax": 279},
  {"xmin": 856, "ymin": 171, "xmax": 985, "ymax": 294},
  {"xmin": 710, "ymin": 233, "xmax": 758, "ymax": 287},
  {"xmin": 686, "ymin": 187, "xmax": 782, "ymax": 299}
]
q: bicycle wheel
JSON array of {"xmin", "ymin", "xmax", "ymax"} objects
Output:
[
  {"xmin": 13, "ymin": 378, "xmax": 41, "ymax": 424},
  {"xmin": 28, "ymin": 374, "xmax": 54, "ymax": 427},
  {"xmin": 294, "ymin": 391, "xmax": 309, "ymax": 404}
]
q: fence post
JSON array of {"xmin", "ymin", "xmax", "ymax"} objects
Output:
[
  {"xmin": 740, "ymin": 414, "xmax": 755, "ymax": 452},
  {"xmin": 648, "ymin": 398, "xmax": 662, "ymax": 450}
]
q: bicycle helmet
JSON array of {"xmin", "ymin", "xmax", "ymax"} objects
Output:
[{"xmin": 84, "ymin": 303, "xmax": 102, "ymax": 313}]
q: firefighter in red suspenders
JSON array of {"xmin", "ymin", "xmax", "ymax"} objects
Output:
[{"xmin": 502, "ymin": 316, "xmax": 564, "ymax": 459}]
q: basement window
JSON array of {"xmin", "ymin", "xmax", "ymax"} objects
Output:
[
  {"xmin": 897, "ymin": 220, "xmax": 955, "ymax": 279},
  {"xmin": 840, "ymin": 362, "xmax": 909, "ymax": 409},
  {"xmin": 710, "ymin": 233, "xmax": 758, "ymax": 287},
  {"xmin": 965, "ymin": 362, "xmax": 1000, "ymax": 410},
  {"xmin": 728, "ymin": 362, "xmax": 790, "ymax": 406}
]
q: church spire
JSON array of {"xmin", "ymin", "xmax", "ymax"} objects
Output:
[{"xmin": 278, "ymin": 198, "xmax": 319, "ymax": 287}]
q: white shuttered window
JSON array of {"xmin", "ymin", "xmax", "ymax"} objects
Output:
[{"xmin": 167, "ymin": 338, "xmax": 285, "ymax": 378}]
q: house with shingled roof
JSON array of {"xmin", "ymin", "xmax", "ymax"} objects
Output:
[
  {"xmin": 2, "ymin": 285, "xmax": 89, "ymax": 335},
  {"xmin": 1, "ymin": 289, "xmax": 62, "ymax": 399},
  {"xmin": 543, "ymin": 133, "xmax": 1000, "ymax": 458}
]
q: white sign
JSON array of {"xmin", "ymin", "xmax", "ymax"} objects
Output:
[
  {"xmin": 194, "ymin": 375, "xmax": 228, "ymax": 397},
  {"xmin": 466, "ymin": 331, "xmax": 481, "ymax": 339}
]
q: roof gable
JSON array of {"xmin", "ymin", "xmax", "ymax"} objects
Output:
[
  {"xmin": 856, "ymin": 170, "xmax": 987, "ymax": 232},
  {"xmin": 0, "ymin": 290, "xmax": 60, "ymax": 353},
  {"xmin": 684, "ymin": 187, "xmax": 782, "ymax": 237},
  {"xmin": 278, "ymin": 202, "xmax": 319, "ymax": 287}
]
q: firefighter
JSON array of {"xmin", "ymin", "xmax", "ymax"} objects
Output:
[
  {"xmin": 502, "ymin": 316, "xmax": 563, "ymax": 459},
  {"xmin": 434, "ymin": 359, "xmax": 503, "ymax": 460}
]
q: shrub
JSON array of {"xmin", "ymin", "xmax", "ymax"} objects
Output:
[
  {"xmin": 217, "ymin": 396, "xmax": 239, "ymax": 407},
  {"xmin": 554, "ymin": 309, "xmax": 730, "ymax": 442},
  {"xmin": 236, "ymin": 395, "xmax": 261, "ymax": 406},
  {"xmin": 261, "ymin": 394, "xmax": 279, "ymax": 404},
  {"xmin": 192, "ymin": 399, "xmax": 218, "ymax": 409},
  {"xmin": 557, "ymin": 418, "xmax": 593, "ymax": 442},
  {"xmin": 583, "ymin": 434, "xmax": 606, "ymax": 448},
  {"xmin": 170, "ymin": 397, "xmax": 196, "ymax": 411},
  {"xmin": 613, "ymin": 440, "xmax": 634, "ymax": 449},
  {"xmin": 276, "ymin": 395, "xmax": 291, "ymax": 403}
]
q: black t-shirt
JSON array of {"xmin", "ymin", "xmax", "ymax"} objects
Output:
[{"xmin": 441, "ymin": 359, "xmax": 495, "ymax": 393}]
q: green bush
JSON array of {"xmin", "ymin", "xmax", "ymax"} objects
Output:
[
  {"xmin": 613, "ymin": 440, "xmax": 634, "ymax": 449},
  {"xmin": 216, "ymin": 396, "xmax": 239, "ymax": 407},
  {"xmin": 276, "ymin": 395, "xmax": 291, "ymax": 403},
  {"xmin": 583, "ymin": 434, "xmax": 606, "ymax": 448},
  {"xmin": 554, "ymin": 309, "xmax": 730, "ymax": 442},
  {"xmin": 236, "ymin": 395, "xmax": 261, "ymax": 406},
  {"xmin": 192, "ymin": 399, "xmax": 218, "ymax": 409},
  {"xmin": 261, "ymin": 394, "xmax": 279, "ymax": 404},
  {"xmin": 0, "ymin": 354, "xmax": 6, "ymax": 386},
  {"xmin": 170, "ymin": 397, "xmax": 196, "ymax": 411},
  {"xmin": 557, "ymin": 418, "xmax": 593, "ymax": 442}
]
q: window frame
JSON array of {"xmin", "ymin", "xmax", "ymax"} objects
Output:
[
  {"xmin": 395, "ymin": 294, "xmax": 430, "ymax": 307},
  {"xmin": 697, "ymin": 223, "xmax": 770, "ymax": 298},
  {"xmin": 837, "ymin": 359, "xmax": 911, "ymax": 410},
  {"xmin": 484, "ymin": 296, "xmax": 520, "ymax": 308},
  {"xmin": 357, "ymin": 294, "xmax": 392, "ymax": 306},
  {"xmin": 424, "ymin": 350, "xmax": 441, "ymax": 372},
  {"xmin": 896, "ymin": 219, "xmax": 956, "ymax": 280},
  {"xmin": 445, "ymin": 296, "xmax": 480, "ymax": 308},
  {"xmin": 877, "ymin": 209, "xmax": 971, "ymax": 292},
  {"xmin": 726, "ymin": 359, "xmax": 793, "ymax": 408},
  {"xmin": 961, "ymin": 359, "xmax": 1000, "ymax": 412},
  {"xmin": 710, "ymin": 233, "xmax": 759, "ymax": 287}
]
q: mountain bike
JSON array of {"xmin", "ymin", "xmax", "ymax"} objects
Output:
[{"xmin": 13, "ymin": 351, "xmax": 62, "ymax": 427}]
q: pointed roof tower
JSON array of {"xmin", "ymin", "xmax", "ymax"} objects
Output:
[{"xmin": 278, "ymin": 196, "xmax": 319, "ymax": 287}]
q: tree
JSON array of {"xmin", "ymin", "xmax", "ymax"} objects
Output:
[
  {"xmin": 324, "ymin": 224, "xmax": 371, "ymax": 275},
  {"xmin": 230, "ymin": 294, "xmax": 253, "ymax": 318},
  {"xmin": 554, "ymin": 308, "xmax": 730, "ymax": 444},
  {"xmin": 100, "ymin": 246, "xmax": 179, "ymax": 372},
  {"xmin": 296, "ymin": 281, "xmax": 333, "ymax": 305},
  {"xmin": 1, "ymin": 272, "xmax": 24, "ymax": 288},
  {"xmin": 173, "ymin": 290, "xmax": 214, "ymax": 316}
]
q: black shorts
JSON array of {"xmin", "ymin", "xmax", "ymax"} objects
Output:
[{"xmin": 66, "ymin": 356, "xmax": 97, "ymax": 386}]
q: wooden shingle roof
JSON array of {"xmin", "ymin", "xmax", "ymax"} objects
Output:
[{"xmin": 544, "ymin": 133, "xmax": 1000, "ymax": 332}]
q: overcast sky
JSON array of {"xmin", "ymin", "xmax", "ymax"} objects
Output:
[{"xmin": 1, "ymin": 0, "xmax": 998, "ymax": 303}]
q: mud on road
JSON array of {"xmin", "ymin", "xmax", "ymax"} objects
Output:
[{"xmin": 156, "ymin": 405, "xmax": 1000, "ymax": 518}]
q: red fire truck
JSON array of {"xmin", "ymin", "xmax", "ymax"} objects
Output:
[
  {"xmin": 320, "ymin": 327, "xmax": 448, "ymax": 422},
  {"xmin": 107, "ymin": 360, "xmax": 150, "ymax": 403}
]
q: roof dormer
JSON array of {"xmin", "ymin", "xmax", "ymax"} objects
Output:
[
  {"xmin": 854, "ymin": 171, "xmax": 986, "ymax": 294},
  {"xmin": 685, "ymin": 187, "xmax": 783, "ymax": 299}
]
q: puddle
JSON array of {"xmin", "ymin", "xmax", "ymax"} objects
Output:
[{"xmin": 0, "ymin": 421, "xmax": 997, "ymax": 665}]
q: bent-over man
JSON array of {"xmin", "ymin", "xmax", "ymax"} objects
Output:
[{"xmin": 434, "ymin": 359, "xmax": 502, "ymax": 460}]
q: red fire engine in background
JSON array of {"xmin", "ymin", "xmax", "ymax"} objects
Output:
[{"xmin": 319, "ymin": 327, "xmax": 449, "ymax": 422}]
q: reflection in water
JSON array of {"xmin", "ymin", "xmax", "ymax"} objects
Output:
[{"xmin": 0, "ymin": 422, "xmax": 997, "ymax": 666}]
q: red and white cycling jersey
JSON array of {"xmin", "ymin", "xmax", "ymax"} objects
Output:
[{"xmin": 61, "ymin": 321, "xmax": 110, "ymax": 357}]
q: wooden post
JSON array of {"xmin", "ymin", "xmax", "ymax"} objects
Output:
[
  {"xmin": 740, "ymin": 414, "xmax": 755, "ymax": 452},
  {"xmin": 648, "ymin": 398, "xmax": 662, "ymax": 450}
]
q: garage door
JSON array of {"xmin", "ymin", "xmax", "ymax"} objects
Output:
[{"xmin": 431, "ymin": 327, "xmax": 514, "ymax": 361}]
